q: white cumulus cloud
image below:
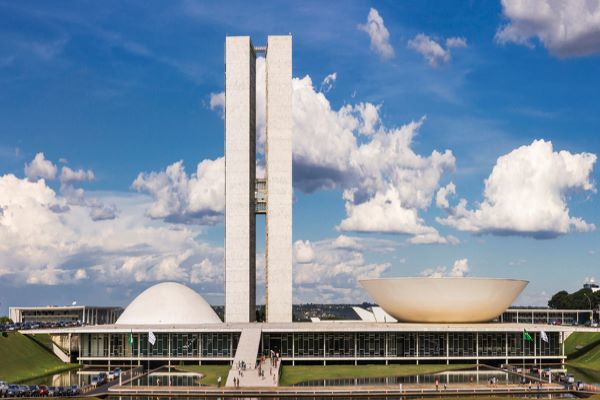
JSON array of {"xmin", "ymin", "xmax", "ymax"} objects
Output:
[
  {"xmin": 206, "ymin": 63, "xmax": 454, "ymax": 242},
  {"xmin": 421, "ymin": 258, "xmax": 469, "ymax": 277},
  {"xmin": 24, "ymin": 152, "xmax": 57, "ymax": 181},
  {"xmin": 0, "ymin": 172, "xmax": 224, "ymax": 290},
  {"xmin": 496, "ymin": 0, "xmax": 600, "ymax": 57},
  {"xmin": 320, "ymin": 72, "xmax": 337, "ymax": 93},
  {"xmin": 407, "ymin": 34, "xmax": 467, "ymax": 67},
  {"xmin": 437, "ymin": 139, "xmax": 597, "ymax": 238},
  {"xmin": 436, "ymin": 182, "xmax": 456, "ymax": 209},
  {"xmin": 60, "ymin": 166, "xmax": 95, "ymax": 186},
  {"xmin": 132, "ymin": 157, "xmax": 224, "ymax": 225},
  {"xmin": 358, "ymin": 8, "xmax": 395, "ymax": 60},
  {"xmin": 209, "ymin": 91, "xmax": 225, "ymax": 117},
  {"xmin": 294, "ymin": 236, "xmax": 392, "ymax": 303},
  {"xmin": 23, "ymin": 153, "xmax": 117, "ymax": 221},
  {"xmin": 293, "ymin": 240, "xmax": 315, "ymax": 264}
]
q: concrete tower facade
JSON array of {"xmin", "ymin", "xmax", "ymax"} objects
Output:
[
  {"xmin": 224, "ymin": 35, "xmax": 292, "ymax": 323},
  {"xmin": 265, "ymin": 36, "xmax": 293, "ymax": 323},
  {"xmin": 225, "ymin": 36, "xmax": 257, "ymax": 323}
]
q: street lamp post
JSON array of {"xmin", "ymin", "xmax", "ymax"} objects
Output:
[{"xmin": 584, "ymin": 293, "xmax": 593, "ymax": 324}]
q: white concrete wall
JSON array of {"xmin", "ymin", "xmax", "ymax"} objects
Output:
[
  {"xmin": 8, "ymin": 307, "xmax": 20, "ymax": 323},
  {"xmin": 265, "ymin": 35, "xmax": 293, "ymax": 323},
  {"xmin": 225, "ymin": 36, "xmax": 256, "ymax": 323}
]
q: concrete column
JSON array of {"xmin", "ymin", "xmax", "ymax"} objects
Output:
[
  {"xmin": 385, "ymin": 332, "xmax": 388, "ymax": 365},
  {"xmin": 354, "ymin": 332, "xmax": 357, "ymax": 365},
  {"xmin": 416, "ymin": 334, "xmax": 419, "ymax": 364},
  {"xmin": 108, "ymin": 333, "xmax": 111, "ymax": 369},
  {"xmin": 505, "ymin": 332, "xmax": 509, "ymax": 365},
  {"xmin": 265, "ymin": 35, "xmax": 293, "ymax": 323},
  {"xmin": 225, "ymin": 36, "xmax": 257, "ymax": 323},
  {"xmin": 446, "ymin": 332, "xmax": 449, "ymax": 365},
  {"xmin": 475, "ymin": 332, "xmax": 479, "ymax": 365}
]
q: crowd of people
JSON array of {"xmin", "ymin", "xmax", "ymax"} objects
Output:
[{"xmin": 229, "ymin": 350, "xmax": 280, "ymax": 388}]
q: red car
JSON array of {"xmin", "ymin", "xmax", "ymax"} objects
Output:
[{"xmin": 37, "ymin": 385, "xmax": 49, "ymax": 396}]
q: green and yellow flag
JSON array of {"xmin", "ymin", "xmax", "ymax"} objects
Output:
[{"xmin": 522, "ymin": 329, "xmax": 533, "ymax": 342}]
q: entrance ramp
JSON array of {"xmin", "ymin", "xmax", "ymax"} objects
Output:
[{"xmin": 226, "ymin": 328, "xmax": 279, "ymax": 387}]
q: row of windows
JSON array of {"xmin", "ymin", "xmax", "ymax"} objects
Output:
[
  {"xmin": 501, "ymin": 312, "xmax": 586, "ymax": 325},
  {"xmin": 261, "ymin": 332, "xmax": 562, "ymax": 358},
  {"xmin": 80, "ymin": 331, "xmax": 561, "ymax": 359},
  {"xmin": 81, "ymin": 332, "xmax": 240, "ymax": 358}
]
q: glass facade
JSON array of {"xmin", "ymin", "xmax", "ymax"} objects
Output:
[
  {"xmin": 501, "ymin": 310, "xmax": 591, "ymax": 325},
  {"xmin": 81, "ymin": 332, "xmax": 239, "ymax": 359},
  {"xmin": 449, "ymin": 332, "xmax": 476, "ymax": 357},
  {"xmin": 257, "ymin": 331, "xmax": 561, "ymax": 361},
  {"xmin": 79, "ymin": 330, "xmax": 562, "ymax": 362}
]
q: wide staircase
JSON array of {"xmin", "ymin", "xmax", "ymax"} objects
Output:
[{"xmin": 226, "ymin": 328, "xmax": 280, "ymax": 387}]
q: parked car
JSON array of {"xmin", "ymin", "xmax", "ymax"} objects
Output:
[
  {"xmin": 47, "ymin": 386, "xmax": 58, "ymax": 396},
  {"xmin": 0, "ymin": 381, "xmax": 8, "ymax": 396},
  {"xmin": 20, "ymin": 385, "xmax": 31, "ymax": 396},
  {"xmin": 57, "ymin": 386, "xmax": 67, "ymax": 396},
  {"xmin": 112, "ymin": 368, "xmax": 122, "ymax": 378},
  {"xmin": 6, "ymin": 384, "xmax": 20, "ymax": 397},
  {"xmin": 68, "ymin": 385, "xmax": 81, "ymax": 395},
  {"xmin": 28, "ymin": 385, "xmax": 39, "ymax": 396},
  {"xmin": 97, "ymin": 372, "xmax": 107, "ymax": 385},
  {"xmin": 37, "ymin": 385, "xmax": 49, "ymax": 396}
]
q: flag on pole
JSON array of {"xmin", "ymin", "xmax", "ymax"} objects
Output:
[
  {"xmin": 128, "ymin": 330, "xmax": 134, "ymax": 346},
  {"xmin": 540, "ymin": 330, "xmax": 549, "ymax": 343},
  {"xmin": 523, "ymin": 329, "xmax": 533, "ymax": 342},
  {"xmin": 148, "ymin": 331, "xmax": 156, "ymax": 346}
]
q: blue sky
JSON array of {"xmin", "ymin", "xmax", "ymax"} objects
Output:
[{"xmin": 1, "ymin": 0, "xmax": 599, "ymax": 314}]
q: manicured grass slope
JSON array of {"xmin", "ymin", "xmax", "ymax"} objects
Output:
[
  {"xmin": 174, "ymin": 364, "xmax": 231, "ymax": 386},
  {"xmin": 279, "ymin": 363, "xmax": 472, "ymax": 386},
  {"xmin": 564, "ymin": 332, "xmax": 600, "ymax": 373},
  {"xmin": 564, "ymin": 332, "xmax": 600, "ymax": 356},
  {"xmin": 570, "ymin": 341, "xmax": 600, "ymax": 370},
  {"xmin": 0, "ymin": 332, "xmax": 77, "ymax": 382}
]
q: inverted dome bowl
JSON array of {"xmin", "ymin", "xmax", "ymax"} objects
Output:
[{"xmin": 359, "ymin": 277, "xmax": 528, "ymax": 323}]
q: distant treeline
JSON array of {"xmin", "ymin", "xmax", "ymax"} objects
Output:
[{"xmin": 548, "ymin": 288, "xmax": 600, "ymax": 309}]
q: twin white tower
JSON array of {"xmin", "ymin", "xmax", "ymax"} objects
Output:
[{"xmin": 224, "ymin": 35, "xmax": 292, "ymax": 323}]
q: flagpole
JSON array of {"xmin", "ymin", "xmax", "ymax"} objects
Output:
[{"xmin": 522, "ymin": 332, "xmax": 525, "ymax": 381}]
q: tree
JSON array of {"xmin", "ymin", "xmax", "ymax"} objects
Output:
[
  {"xmin": 548, "ymin": 290, "xmax": 569, "ymax": 309},
  {"xmin": 548, "ymin": 288, "xmax": 599, "ymax": 309},
  {"xmin": 0, "ymin": 316, "xmax": 13, "ymax": 324}
]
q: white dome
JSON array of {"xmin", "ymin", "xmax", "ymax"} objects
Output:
[{"xmin": 116, "ymin": 282, "xmax": 221, "ymax": 325}]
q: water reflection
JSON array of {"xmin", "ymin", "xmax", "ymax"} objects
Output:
[
  {"xmin": 106, "ymin": 396, "xmax": 574, "ymax": 400},
  {"xmin": 294, "ymin": 368, "xmax": 522, "ymax": 387},
  {"xmin": 22, "ymin": 369, "xmax": 81, "ymax": 386},
  {"xmin": 131, "ymin": 368, "xmax": 203, "ymax": 386}
]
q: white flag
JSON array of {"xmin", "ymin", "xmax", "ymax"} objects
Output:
[
  {"xmin": 148, "ymin": 331, "xmax": 156, "ymax": 346},
  {"xmin": 540, "ymin": 331, "xmax": 549, "ymax": 343}
]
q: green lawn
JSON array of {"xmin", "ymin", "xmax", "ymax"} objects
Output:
[
  {"xmin": 279, "ymin": 363, "xmax": 473, "ymax": 386},
  {"xmin": 0, "ymin": 332, "xmax": 78, "ymax": 382},
  {"xmin": 564, "ymin": 332, "xmax": 600, "ymax": 356},
  {"xmin": 569, "ymin": 341, "xmax": 600, "ymax": 371},
  {"xmin": 174, "ymin": 364, "xmax": 231, "ymax": 386}
]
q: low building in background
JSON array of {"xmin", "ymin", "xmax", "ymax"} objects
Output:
[{"xmin": 9, "ymin": 305, "xmax": 122, "ymax": 325}]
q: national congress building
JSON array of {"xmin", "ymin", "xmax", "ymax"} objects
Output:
[{"xmin": 22, "ymin": 36, "xmax": 594, "ymax": 386}]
